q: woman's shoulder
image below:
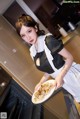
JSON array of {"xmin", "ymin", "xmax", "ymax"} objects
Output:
[
  {"xmin": 44, "ymin": 33, "xmax": 64, "ymax": 52},
  {"xmin": 45, "ymin": 33, "xmax": 56, "ymax": 41},
  {"xmin": 45, "ymin": 33, "xmax": 52, "ymax": 36},
  {"xmin": 45, "ymin": 33, "xmax": 56, "ymax": 43},
  {"xmin": 38, "ymin": 33, "xmax": 53, "ymax": 41}
]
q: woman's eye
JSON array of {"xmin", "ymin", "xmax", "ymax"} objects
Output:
[
  {"xmin": 28, "ymin": 30, "xmax": 32, "ymax": 33},
  {"xmin": 21, "ymin": 35, "xmax": 25, "ymax": 38}
]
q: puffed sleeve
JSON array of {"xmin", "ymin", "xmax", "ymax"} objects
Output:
[{"xmin": 45, "ymin": 35, "xmax": 64, "ymax": 54}]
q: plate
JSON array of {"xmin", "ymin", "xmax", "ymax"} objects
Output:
[{"xmin": 31, "ymin": 79, "xmax": 56, "ymax": 104}]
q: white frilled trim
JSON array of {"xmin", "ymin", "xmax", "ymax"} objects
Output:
[
  {"xmin": 29, "ymin": 45, "xmax": 36, "ymax": 60},
  {"xmin": 44, "ymin": 40, "xmax": 58, "ymax": 71},
  {"xmin": 29, "ymin": 33, "xmax": 52, "ymax": 59}
]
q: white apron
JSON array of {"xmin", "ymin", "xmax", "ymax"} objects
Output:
[{"xmin": 50, "ymin": 63, "xmax": 80, "ymax": 102}]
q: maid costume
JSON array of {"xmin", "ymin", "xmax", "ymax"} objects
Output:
[{"xmin": 30, "ymin": 33, "xmax": 80, "ymax": 102}]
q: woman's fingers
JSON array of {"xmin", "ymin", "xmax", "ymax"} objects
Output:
[{"xmin": 34, "ymin": 83, "xmax": 41, "ymax": 92}]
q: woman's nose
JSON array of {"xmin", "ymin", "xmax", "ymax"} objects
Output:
[{"xmin": 26, "ymin": 34, "xmax": 30, "ymax": 40}]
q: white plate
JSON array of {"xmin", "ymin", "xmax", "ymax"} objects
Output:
[{"xmin": 31, "ymin": 79, "xmax": 56, "ymax": 104}]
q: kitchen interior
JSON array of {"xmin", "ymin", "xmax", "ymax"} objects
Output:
[{"xmin": 0, "ymin": 0, "xmax": 80, "ymax": 119}]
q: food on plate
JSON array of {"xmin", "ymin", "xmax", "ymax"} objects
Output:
[{"xmin": 33, "ymin": 80, "xmax": 55, "ymax": 103}]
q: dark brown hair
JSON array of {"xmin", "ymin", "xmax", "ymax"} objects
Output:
[{"xmin": 15, "ymin": 14, "xmax": 45, "ymax": 36}]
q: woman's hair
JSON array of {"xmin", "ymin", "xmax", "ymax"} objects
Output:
[{"xmin": 15, "ymin": 14, "xmax": 45, "ymax": 36}]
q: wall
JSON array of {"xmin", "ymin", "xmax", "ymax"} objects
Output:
[
  {"xmin": 3, "ymin": 0, "xmax": 48, "ymax": 33},
  {"xmin": 0, "ymin": 0, "xmax": 15, "ymax": 14},
  {"xmin": 23, "ymin": 0, "xmax": 45, "ymax": 12}
]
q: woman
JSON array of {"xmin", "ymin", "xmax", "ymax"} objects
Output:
[{"xmin": 15, "ymin": 14, "xmax": 80, "ymax": 102}]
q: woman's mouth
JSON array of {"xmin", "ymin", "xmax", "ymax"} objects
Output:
[{"xmin": 30, "ymin": 40, "xmax": 34, "ymax": 43}]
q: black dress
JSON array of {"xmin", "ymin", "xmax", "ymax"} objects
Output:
[{"xmin": 34, "ymin": 35, "xmax": 65, "ymax": 74}]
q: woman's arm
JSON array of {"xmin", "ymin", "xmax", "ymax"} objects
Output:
[
  {"xmin": 58, "ymin": 47, "xmax": 73, "ymax": 77},
  {"xmin": 39, "ymin": 73, "xmax": 50, "ymax": 84},
  {"xmin": 55, "ymin": 48, "xmax": 73, "ymax": 88}
]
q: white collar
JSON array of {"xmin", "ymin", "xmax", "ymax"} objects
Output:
[
  {"xmin": 29, "ymin": 33, "xmax": 52, "ymax": 58},
  {"xmin": 29, "ymin": 35, "xmax": 45, "ymax": 57}
]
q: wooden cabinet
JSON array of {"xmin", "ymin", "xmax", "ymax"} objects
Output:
[{"xmin": 65, "ymin": 35, "xmax": 80, "ymax": 63}]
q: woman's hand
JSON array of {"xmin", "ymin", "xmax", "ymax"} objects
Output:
[
  {"xmin": 34, "ymin": 73, "xmax": 50, "ymax": 92},
  {"xmin": 34, "ymin": 82, "xmax": 42, "ymax": 92}
]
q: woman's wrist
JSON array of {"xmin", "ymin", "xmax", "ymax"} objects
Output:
[
  {"xmin": 40, "ymin": 76, "xmax": 47, "ymax": 84},
  {"xmin": 39, "ymin": 80, "xmax": 45, "ymax": 84},
  {"xmin": 40, "ymin": 73, "xmax": 50, "ymax": 84}
]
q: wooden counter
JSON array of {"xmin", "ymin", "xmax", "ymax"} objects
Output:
[{"xmin": 0, "ymin": 15, "xmax": 80, "ymax": 119}]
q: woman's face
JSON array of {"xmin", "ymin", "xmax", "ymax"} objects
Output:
[{"xmin": 20, "ymin": 25, "xmax": 38, "ymax": 45}]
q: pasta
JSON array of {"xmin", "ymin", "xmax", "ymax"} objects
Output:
[{"xmin": 33, "ymin": 82, "xmax": 54, "ymax": 102}]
